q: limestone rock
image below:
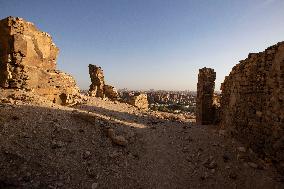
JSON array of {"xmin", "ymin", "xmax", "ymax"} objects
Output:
[
  {"xmin": 104, "ymin": 85, "xmax": 118, "ymax": 100},
  {"xmin": 106, "ymin": 128, "xmax": 128, "ymax": 146},
  {"xmin": 112, "ymin": 135, "xmax": 128, "ymax": 146},
  {"xmin": 123, "ymin": 93, "xmax": 149, "ymax": 110},
  {"xmin": 0, "ymin": 16, "xmax": 80, "ymax": 105},
  {"xmin": 88, "ymin": 64, "xmax": 105, "ymax": 98},
  {"xmin": 88, "ymin": 64, "xmax": 118, "ymax": 100}
]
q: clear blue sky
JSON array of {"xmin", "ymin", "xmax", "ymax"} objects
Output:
[{"xmin": 1, "ymin": 0, "xmax": 284, "ymax": 91}]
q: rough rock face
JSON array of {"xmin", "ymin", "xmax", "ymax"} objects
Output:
[
  {"xmin": 196, "ymin": 67, "xmax": 216, "ymax": 125},
  {"xmin": 220, "ymin": 42, "xmax": 284, "ymax": 171},
  {"xmin": 104, "ymin": 85, "xmax": 119, "ymax": 100},
  {"xmin": 88, "ymin": 64, "xmax": 118, "ymax": 100},
  {"xmin": 0, "ymin": 16, "xmax": 79, "ymax": 104},
  {"xmin": 124, "ymin": 93, "xmax": 149, "ymax": 110},
  {"xmin": 88, "ymin": 64, "xmax": 105, "ymax": 98}
]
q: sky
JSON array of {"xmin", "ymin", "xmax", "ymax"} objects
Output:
[{"xmin": 1, "ymin": 0, "xmax": 284, "ymax": 91}]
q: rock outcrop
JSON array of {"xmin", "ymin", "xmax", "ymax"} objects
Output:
[
  {"xmin": 104, "ymin": 85, "xmax": 119, "ymax": 100},
  {"xmin": 88, "ymin": 64, "xmax": 105, "ymax": 98},
  {"xmin": 220, "ymin": 42, "xmax": 284, "ymax": 171},
  {"xmin": 88, "ymin": 64, "xmax": 118, "ymax": 100},
  {"xmin": 196, "ymin": 67, "xmax": 216, "ymax": 125},
  {"xmin": 121, "ymin": 92, "xmax": 149, "ymax": 110},
  {"xmin": 0, "ymin": 16, "xmax": 79, "ymax": 104}
]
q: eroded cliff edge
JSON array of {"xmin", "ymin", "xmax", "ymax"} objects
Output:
[{"xmin": 0, "ymin": 16, "xmax": 80, "ymax": 104}]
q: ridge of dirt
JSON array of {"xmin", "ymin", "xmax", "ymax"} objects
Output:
[{"xmin": 0, "ymin": 96, "xmax": 282, "ymax": 189}]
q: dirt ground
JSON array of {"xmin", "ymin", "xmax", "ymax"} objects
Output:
[{"xmin": 0, "ymin": 96, "xmax": 283, "ymax": 189}]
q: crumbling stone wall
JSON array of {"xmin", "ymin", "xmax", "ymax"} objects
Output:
[
  {"xmin": 0, "ymin": 16, "xmax": 79, "ymax": 104},
  {"xmin": 88, "ymin": 64, "xmax": 118, "ymax": 100},
  {"xmin": 196, "ymin": 67, "xmax": 216, "ymax": 125},
  {"xmin": 220, "ymin": 42, "xmax": 284, "ymax": 170}
]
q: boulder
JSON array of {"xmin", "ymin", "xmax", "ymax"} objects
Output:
[{"xmin": 104, "ymin": 84, "xmax": 118, "ymax": 100}]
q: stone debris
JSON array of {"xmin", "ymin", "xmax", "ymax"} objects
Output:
[
  {"xmin": 0, "ymin": 16, "xmax": 80, "ymax": 105},
  {"xmin": 237, "ymin": 147, "xmax": 246, "ymax": 153},
  {"xmin": 107, "ymin": 128, "xmax": 128, "ymax": 146},
  {"xmin": 88, "ymin": 64, "xmax": 118, "ymax": 100},
  {"xmin": 247, "ymin": 162, "xmax": 258, "ymax": 169},
  {"xmin": 112, "ymin": 135, "xmax": 128, "ymax": 146},
  {"xmin": 91, "ymin": 182, "xmax": 98, "ymax": 189}
]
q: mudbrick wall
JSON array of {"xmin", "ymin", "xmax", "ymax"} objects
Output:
[
  {"xmin": 220, "ymin": 42, "xmax": 284, "ymax": 172},
  {"xmin": 196, "ymin": 67, "xmax": 216, "ymax": 125},
  {"xmin": 0, "ymin": 16, "xmax": 79, "ymax": 104}
]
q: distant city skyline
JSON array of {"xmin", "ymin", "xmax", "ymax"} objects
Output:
[{"xmin": 1, "ymin": 0, "xmax": 284, "ymax": 90}]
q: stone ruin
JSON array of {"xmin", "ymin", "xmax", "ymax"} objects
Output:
[
  {"xmin": 220, "ymin": 42, "xmax": 284, "ymax": 171},
  {"xmin": 0, "ymin": 16, "xmax": 80, "ymax": 104},
  {"xmin": 121, "ymin": 92, "xmax": 149, "ymax": 110},
  {"xmin": 88, "ymin": 64, "xmax": 118, "ymax": 100},
  {"xmin": 198, "ymin": 42, "xmax": 284, "ymax": 172},
  {"xmin": 196, "ymin": 67, "xmax": 216, "ymax": 125}
]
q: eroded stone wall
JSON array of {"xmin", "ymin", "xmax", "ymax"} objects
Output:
[
  {"xmin": 0, "ymin": 16, "xmax": 79, "ymax": 104},
  {"xmin": 220, "ymin": 42, "xmax": 284, "ymax": 169},
  {"xmin": 196, "ymin": 67, "xmax": 216, "ymax": 125},
  {"xmin": 88, "ymin": 64, "xmax": 118, "ymax": 100}
]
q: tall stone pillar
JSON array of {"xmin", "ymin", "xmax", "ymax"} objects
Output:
[
  {"xmin": 196, "ymin": 67, "xmax": 216, "ymax": 125},
  {"xmin": 88, "ymin": 64, "xmax": 105, "ymax": 98}
]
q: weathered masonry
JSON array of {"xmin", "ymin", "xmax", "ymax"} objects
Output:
[
  {"xmin": 220, "ymin": 42, "xmax": 284, "ymax": 171},
  {"xmin": 197, "ymin": 42, "xmax": 284, "ymax": 172},
  {"xmin": 196, "ymin": 67, "xmax": 216, "ymax": 125}
]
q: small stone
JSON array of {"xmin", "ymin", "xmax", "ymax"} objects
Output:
[
  {"xmin": 229, "ymin": 172, "xmax": 237, "ymax": 180},
  {"xmin": 82, "ymin": 151, "xmax": 91, "ymax": 159},
  {"xmin": 225, "ymin": 165, "xmax": 231, "ymax": 169},
  {"xmin": 112, "ymin": 135, "xmax": 128, "ymax": 146},
  {"xmin": 218, "ymin": 130, "xmax": 226, "ymax": 136},
  {"xmin": 248, "ymin": 162, "xmax": 258, "ymax": 169},
  {"xmin": 57, "ymin": 182, "xmax": 64, "ymax": 187},
  {"xmin": 91, "ymin": 182, "xmax": 98, "ymax": 189},
  {"xmin": 11, "ymin": 115, "xmax": 20, "ymax": 120},
  {"xmin": 237, "ymin": 147, "xmax": 246, "ymax": 152},
  {"xmin": 203, "ymin": 158, "xmax": 217, "ymax": 169},
  {"xmin": 223, "ymin": 153, "xmax": 230, "ymax": 162},
  {"xmin": 51, "ymin": 140, "xmax": 65, "ymax": 149},
  {"xmin": 107, "ymin": 128, "xmax": 115, "ymax": 138}
]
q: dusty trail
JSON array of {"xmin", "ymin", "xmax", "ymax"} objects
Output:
[
  {"xmin": 0, "ymin": 98, "xmax": 282, "ymax": 188},
  {"xmin": 74, "ymin": 99, "xmax": 282, "ymax": 189}
]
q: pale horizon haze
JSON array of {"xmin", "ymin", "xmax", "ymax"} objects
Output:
[{"xmin": 1, "ymin": 0, "xmax": 284, "ymax": 91}]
